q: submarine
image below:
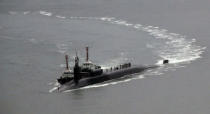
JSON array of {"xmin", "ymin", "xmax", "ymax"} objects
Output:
[{"xmin": 57, "ymin": 47, "xmax": 169, "ymax": 91}]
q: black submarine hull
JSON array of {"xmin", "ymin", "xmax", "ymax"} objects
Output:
[{"xmin": 58, "ymin": 65, "xmax": 158, "ymax": 92}]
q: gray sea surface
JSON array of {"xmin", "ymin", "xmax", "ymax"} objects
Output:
[{"xmin": 0, "ymin": 0, "xmax": 209, "ymax": 114}]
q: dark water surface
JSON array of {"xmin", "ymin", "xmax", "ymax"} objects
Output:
[{"xmin": 0, "ymin": 0, "xmax": 209, "ymax": 114}]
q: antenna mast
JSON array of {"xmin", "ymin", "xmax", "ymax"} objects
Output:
[
  {"xmin": 65, "ymin": 54, "xmax": 69, "ymax": 70},
  {"xmin": 86, "ymin": 46, "xmax": 89, "ymax": 62}
]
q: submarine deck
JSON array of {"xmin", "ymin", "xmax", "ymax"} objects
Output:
[{"xmin": 58, "ymin": 65, "xmax": 158, "ymax": 91}]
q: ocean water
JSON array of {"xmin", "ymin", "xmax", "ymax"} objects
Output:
[{"xmin": 0, "ymin": 0, "xmax": 209, "ymax": 114}]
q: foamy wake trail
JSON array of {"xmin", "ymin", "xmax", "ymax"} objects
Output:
[
  {"xmin": 39, "ymin": 11, "xmax": 52, "ymax": 16},
  {"xmin": 95, "ymin": 17, "xmax": 206, "ymax": 65},
  {"xmin": 49, "ymin": 82, "xmax": 60, "ymax": 93},
  {"xmin": 37, "ymin": 11, "xmax": 205, "ymax": 91},
  {"xmin": 49, "ymin": 87, "xmax": 59, "ymax": 93},
  {"xmin": 45, "ymin": 13, "xmax": 205, "ymax": 65}
]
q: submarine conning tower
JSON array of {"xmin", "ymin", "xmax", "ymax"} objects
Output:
[
  {"xmin": 73, "ymin": 55, "xmax": 81, "ymax": 84},
  {"xmin": 73, "ymin": 46, "xmax": 103, "ymax": 84}
]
